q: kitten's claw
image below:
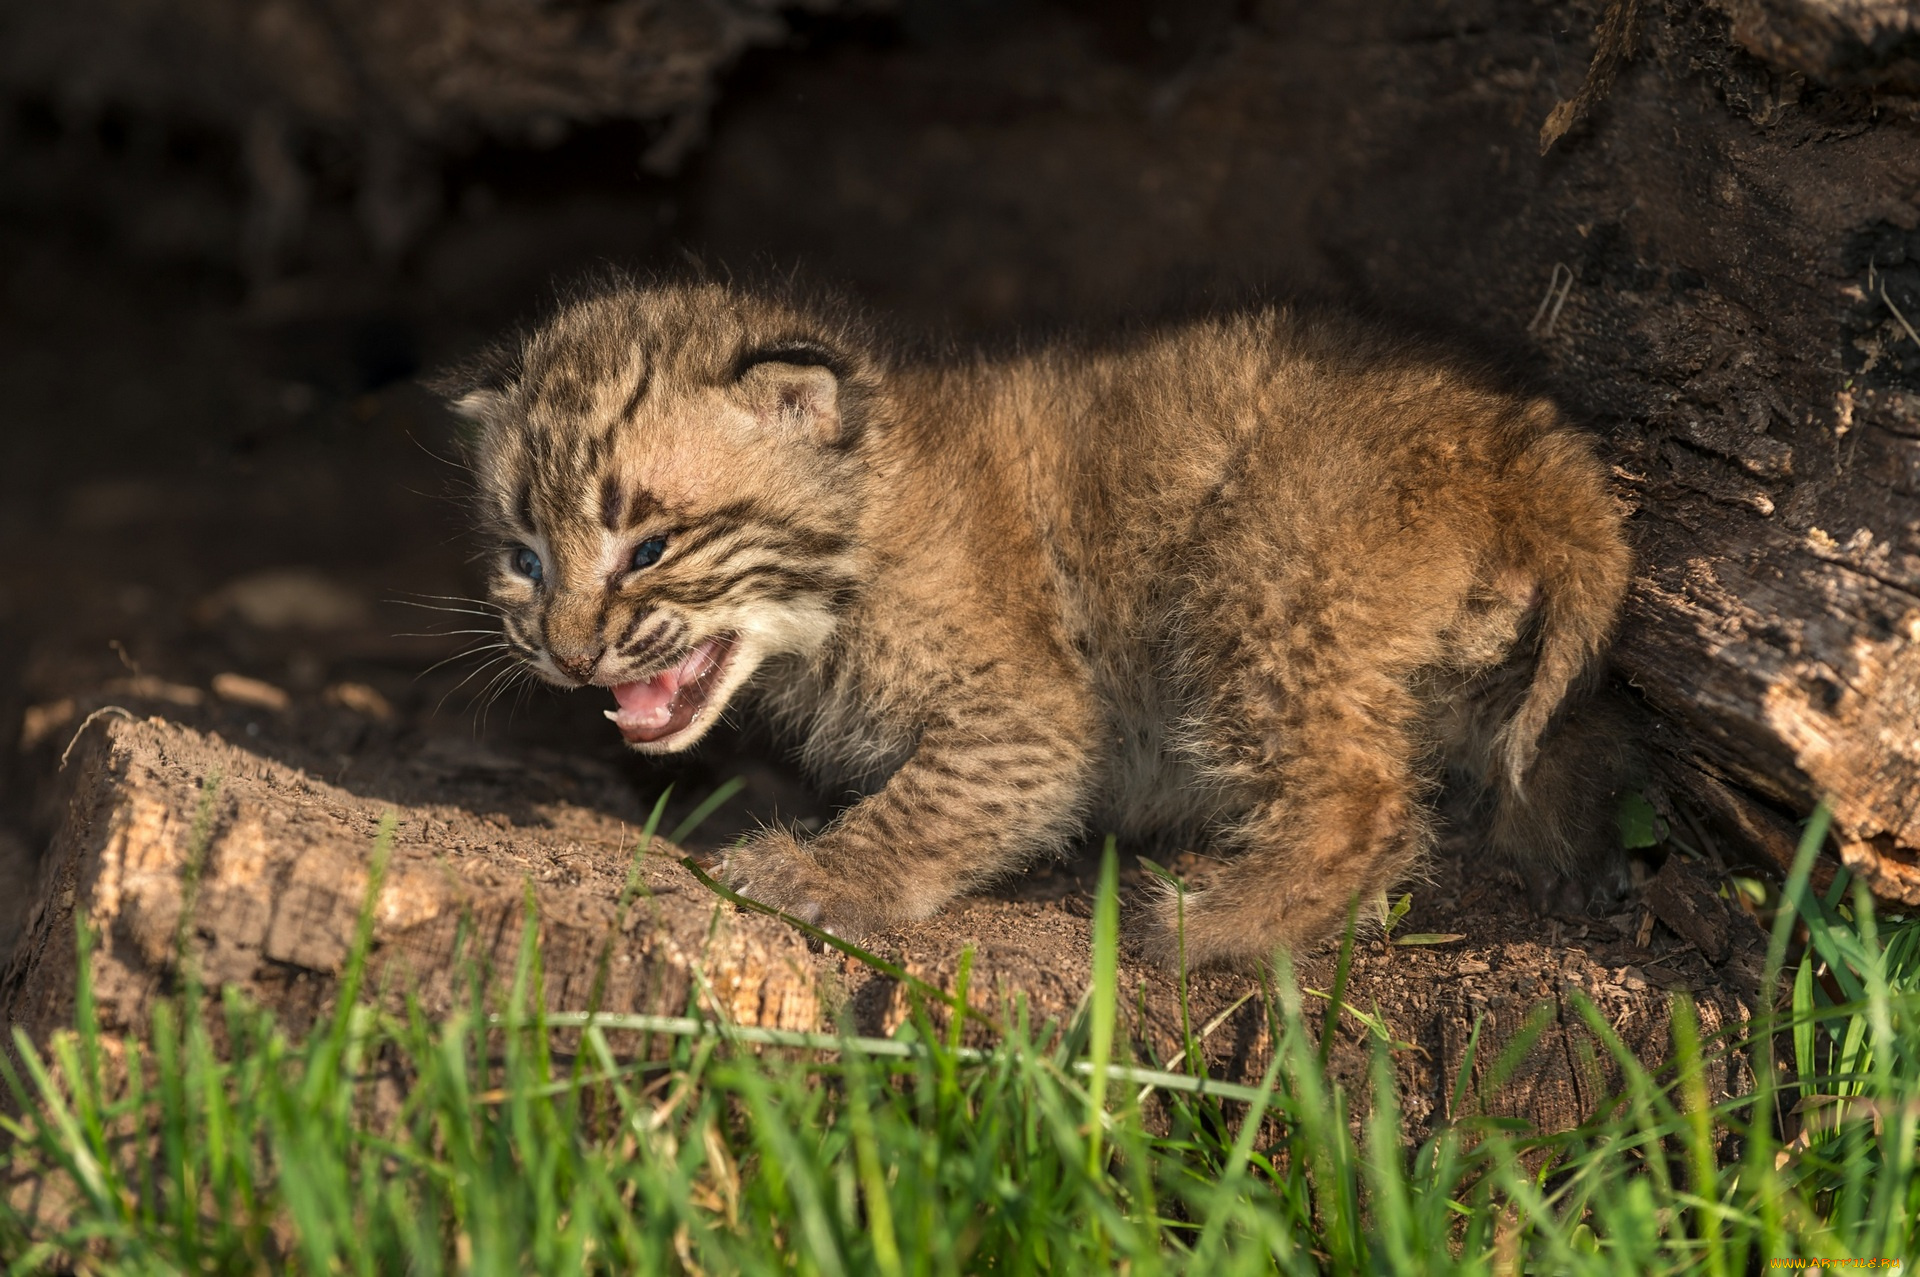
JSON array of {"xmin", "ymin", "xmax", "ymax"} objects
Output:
[{"xmin": 718, "ymin": 834, "xmax": 884, "ymax": 941}]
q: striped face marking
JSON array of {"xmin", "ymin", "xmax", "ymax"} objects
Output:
[{"xmin": 485, "ymin": 470, "xmax": 860, "ymax": 752}]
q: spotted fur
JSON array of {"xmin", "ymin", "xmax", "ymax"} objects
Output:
[{"xmin": 442, "ymin": 279, "xmax": 1633, "ymax": 969}]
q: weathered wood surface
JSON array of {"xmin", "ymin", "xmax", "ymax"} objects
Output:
[
  {"xmin": 3, "ymin": 712, "xmax": 1763, "ymax": 1139},
  {"xmin": 1452, "ymin": 0, "xmax": 1920, "ymax": 903},
  {"xmin": 1, "ymin": 715, "xmax": 822, "ymax": 1046},
  {"xmin": 1342, "ymin": 0, "xmax": 1920, "ymax": 903},
  {"xmin": 1622, "ymin": 517, "xmax": 1920, "ymax": 900},
  {"xmin": 1585, "ymin": 72, "xmax": 1920, "ymax": 906},
  {"xmin": 1714, "ymin": 0, "xmax": 1920, "ymax": 91},
  {"xmin": 1513, "ymin": 0, "xmax": 1920, "ymax": 900},
  {"xmin": 0, "ymin": 0, "xmax": 863, "ymax": 148}
]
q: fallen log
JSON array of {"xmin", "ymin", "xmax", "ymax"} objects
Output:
[
  {"xmin": 1288, "ymin": 0, "xmax": 1920, "ymax": 902},
  {"xmin": 4, "ymin": 0, "xmax": 1914, "ymax": 902},
  {"xmin": 1548, "ymin": 3, "xmax": 1920, "ymax": 904}
]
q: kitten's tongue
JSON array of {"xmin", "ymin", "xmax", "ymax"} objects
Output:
[{"xmin": 605, "ymin": 637, "xmax": 732, "ymax": 744}]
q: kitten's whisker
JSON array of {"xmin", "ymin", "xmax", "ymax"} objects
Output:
[
  {"xmin": 406, "ymin": 430, "xmax": 477, "ymax": 475},
  {"xmin": 472, "ymin": 663, "xmax": 531, "ymax": 732},
  {"xmin": 388, "ymin": 593, "xmax": 508, "ymax": 617},
  {"xmin": 389, "ymin": 601, "xmax": 506, "ymax": 621},
  {"xmin": 394, "ymin": 629, "xmax": 503, "ymax": 639},
  {"xmin": 506, "ymin": 678, "xmax": 539, "ymax": 726},
  {"xmin": 434, "ymin": 653, "xmax": 520, "ymax": 716},
  {"xmin": 394, "ymin": 591, "xmax": 505, "ymax": 607},
  {"xmin": 437, "ymin": 653, "xmax": 514, "ymax": 699},
  {"xmin": 417, "ymin": 643, "xmax": 511, "ymax": 681}
]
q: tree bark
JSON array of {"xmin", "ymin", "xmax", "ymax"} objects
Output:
[
  {"xmin": 1621, "ymin": 516, "xmax": 1920, "ymax": 899},
  {"xmin": 1713, "ymin": 0, "xmax": 1920, "ymax": 92},
  {"xmin": 1, "ymin": 714, "xmax": 825, "ymax": 1047},
  {"xmin": 1351, "ymin": 0, "xmax": 1920, "ymax": 902},
  {"xmin": 1574, "ymin": 3, "xmax": 1920, "ymax": 904},
  {"xmin": 1323, "ymin": 0, "xmax": 1920, "ymax": 901}
]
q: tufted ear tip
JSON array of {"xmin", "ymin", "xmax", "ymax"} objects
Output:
[{"xmin": 449, "ymin": 387, "xmax": 511, "ymax": 425}]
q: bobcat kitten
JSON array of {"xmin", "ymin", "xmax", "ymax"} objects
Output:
[{"xmin": 444, "ymin": 280, "xmax": 1632, "ymax": 968}]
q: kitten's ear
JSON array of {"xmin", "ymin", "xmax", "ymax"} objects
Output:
[
  {"xmin": 733, "ymin": 344, "xmax": 846, "ymax": 444},
  {"xmin": 425, "ymin": 341, "xmax": 521, "ymax": 429}
]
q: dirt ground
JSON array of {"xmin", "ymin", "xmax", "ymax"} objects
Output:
[
  {"xmin": 9, "ymin": 0, "xmax": 1883, "ymax": 1120},
  {"xmin": 7, "ymin": 710, "xmax": 1760, "ymax": 1141}
]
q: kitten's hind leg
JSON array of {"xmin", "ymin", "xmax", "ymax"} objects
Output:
[
  {"xmin": 1486, "ymin": 685, "xmax": 1638, "ymax": 915},
  {"xmin": 1149, "ymin": 679, "xmax": 1433, "ymax": 971},
  {"xmin": 1432, "ymin": 654, "xmax": 1636, "ymax": 913}
]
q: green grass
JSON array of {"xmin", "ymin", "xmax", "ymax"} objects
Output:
[{"xmin": 2, "ymin": 804, "xmax": 1916, "ymax": 1273}]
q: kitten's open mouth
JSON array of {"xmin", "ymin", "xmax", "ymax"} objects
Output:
[{"xmin": 605, "ymin": 635, "xmax": 736, "ymax": 745}]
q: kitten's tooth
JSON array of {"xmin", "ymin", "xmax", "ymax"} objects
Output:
[{"xmin": 604, "ymin": 709, "xmax": 620, "ymax": 722}]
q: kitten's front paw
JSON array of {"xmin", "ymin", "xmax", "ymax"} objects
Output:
[{"xmin": 718, "ymin": 833, "xmax": 890, "ymax": 940}]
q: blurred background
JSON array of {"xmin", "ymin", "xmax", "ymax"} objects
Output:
[{"xmin": 2, "ymin": 0, "xmax": 1916, "ymax": 927}]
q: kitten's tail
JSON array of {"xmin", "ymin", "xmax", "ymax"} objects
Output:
[{"xmin": 1493, "ymin": 422, "xmax": 1633, "ymax": 795}]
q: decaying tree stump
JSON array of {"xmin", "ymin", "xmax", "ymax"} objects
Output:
[
  {"xmin": 1206, "ymin": 0, "xmax": 1920, "ymax": 904},
  {"xmin": 1, "ymin": 0, "xmax": 1913, "ymax": 904},
  {"xmin": 1232, "ymin": 0, "xmax": 1920, "ymax": 903},
  {"xmin": 2, "ymin": 713, "xmax": 1762, "ymax": 1139},
  {"xmin": 1, "ymin": 715, "xmax": 822, "ymax": 1045}
]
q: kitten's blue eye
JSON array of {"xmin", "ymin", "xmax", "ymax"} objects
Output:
[
  {"xmin": 631, "ymin": 536, "xmax": 668, "ymax": 570},
  {"xmin": 512, "ymin": 546, "xmax": 543, "ymax": 583}
]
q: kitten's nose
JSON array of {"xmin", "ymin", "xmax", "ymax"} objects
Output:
[{"xmin": 551, "ymin": 646, "xmax": 603, "ymax": 684}]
